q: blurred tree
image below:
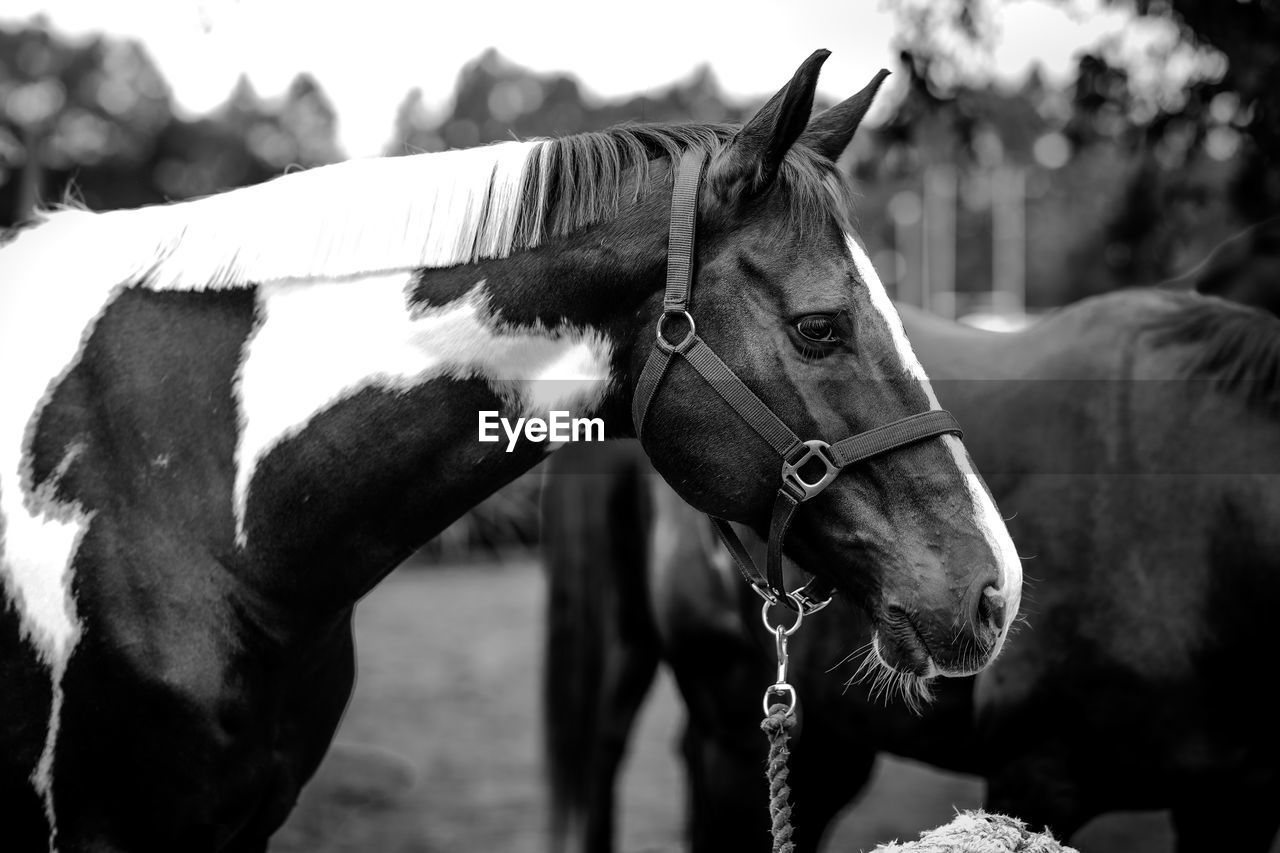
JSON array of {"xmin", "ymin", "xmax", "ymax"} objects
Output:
[
  {"xmin": 0, "ymin": 21, "xmax": 171, "ymax": 221},
  {"xmin": 882, "ymin": 0, "xmax": 1279, "ymax": 304},
  {"xmin": 246, "ymin": 73, "xmax": 343, "ymax": 169},
  {"xmin": 1148, "ymin": 0, "xmax": 1280, "ymax": 220},
  {"xmin": 1, "ymin": 21, "xmax": 342, "ymax": 225},
  {"xmin": 384, "ymin": 48, "xmax": 762, "ymax": 157},
  {"xmin": 388, "ymin": 87, "xmax": 444, "ymax": 154}
]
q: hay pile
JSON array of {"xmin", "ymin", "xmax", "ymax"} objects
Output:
[{"xmin": 870, "ymin": 810, "xmax": 1078, "ymax": 853}]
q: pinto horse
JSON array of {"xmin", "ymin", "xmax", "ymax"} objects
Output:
[
  {"xmin": 0, "ymin": 51, "xmax": 1022, "ymax": 851},
  {"xmin": 542, "ymin": 287, "xmax": 1280, "ymax": 853}
]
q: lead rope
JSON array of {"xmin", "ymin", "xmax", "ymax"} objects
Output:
[
  {"xmin": 762, "ymin": 705, "xmax": 796, "ymax": 853},
  {"xmin": 761, "ymin": 597, "xmax": 804, "ymax": 853}
]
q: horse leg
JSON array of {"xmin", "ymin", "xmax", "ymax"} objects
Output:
[
  {"xmin": 681, "ymin": 718, "xmax": 874, "ymax": 853},
  {"xmin": 0, "ymin": 601, "xmax": 63, "ymax": 850},
  {"xmin": 1170, "ymin": 778, "xmax": 1280, "ymax": 853},
  {"xmin": 49, "ymin": 610, "xmax": 358, "ymax": 853},
  {"xmin": 0, "ymin": 780, "xmax": 48, "ymax": 851},
  {"xmin": 665, "ymin": 618, "xmax": 774, "ymax": 853},
  {"xmin": 219, "ymin": 617, "xmax": 360, "ymax": 852},
  {"xmin": 542, "ymin": 442, "xmax": 659, "ymax": 853},
  {"xmin": 984, "ymin": 753, "xmax": 1093, "ymax": 844},
  {"xmin": 681, "ymin": 718, "xmax": 772, "ymax": 853},
  {"xmin": 220, "ymin": 836, "xmax": 270, "ymax": 853},
  {"xmin": 579, "ymin": 644, "xmax": 660, "ymax": 853},
  {"xmin": 787, "ymin": 733, "xmax": 878, "ymax": 853}
]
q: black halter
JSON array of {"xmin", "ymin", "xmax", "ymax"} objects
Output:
[{"xmin": 632, "ymin": 150, "xmax": 964, "ymax": 614}]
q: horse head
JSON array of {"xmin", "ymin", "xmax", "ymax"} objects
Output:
[{"xmin": 630, "ymin": 51, "xmax": 1022, "ymax": 681}]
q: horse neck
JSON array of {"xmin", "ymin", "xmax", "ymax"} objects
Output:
[
  {"xmin": 237, "ymin": 194, "xmax": 673, "ymax": 613},
  {"xmin": 896, "ymin": 292, "xmax": 1165, "ymax": 504},
  {"xmin": 894, "ymin": 303, "xmax": 1015, "ymax": 381},
  {"xmin": 893, "ymin": 302, "xmax": 1074, "ymax": 503}
]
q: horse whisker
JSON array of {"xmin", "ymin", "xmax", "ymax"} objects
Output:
[
  {"xmin": 843, "ymin": 640, "xmax": 934, "ymax": 715},
  {"xmin": 827, "ymin": 639, "xmax": 875, "ymax": 674}
]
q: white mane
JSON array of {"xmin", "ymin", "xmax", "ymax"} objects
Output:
[{"xmin": 34, "ymin": 140, "xmax": 543, "ymax": 292}]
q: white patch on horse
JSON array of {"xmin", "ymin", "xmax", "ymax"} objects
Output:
[
  {"xmin": 232, "ymin": 276, "xmax": 612, "ymax": 541},
  {"xmin": 34, "ymin": 653, "xmax": 72, "ymax": 847},
  {"xmin": 0, "ymin": 221, "xmax": 103, "ymax": 662},
  {"xmin": 846, "ymin": 236, "xmax": 1023, "ymax": 656},
  {"xmin": 0, "ymin": 217, "xmax": 112, "ymax": 847}
]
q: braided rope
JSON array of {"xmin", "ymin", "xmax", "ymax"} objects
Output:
[{"xmin": 760, "ymin": 703, "xmax": 797, "ymax": 853}]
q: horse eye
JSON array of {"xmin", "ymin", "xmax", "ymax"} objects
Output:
[{"xmin": 796, "ymin": 315, "xmax": 841, "ymax": 344}]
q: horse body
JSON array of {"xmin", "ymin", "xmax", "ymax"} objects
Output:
[
  {"xmin": 542, "ymin": 288, "xmax": 1280, "ymax": 852},
  {"xmin": 866, "ymin": 292, "xmax": 1280, "ymax": 845},
  {"xmin": 0, "ymin": 197, "xmax": 615, "ymax": 851},
  {"xmin": 950, "ymin": 294, "xmax": 1280, "ymax": 847},
  {"xmin": 833, "ymin": 293, "xmax": 1280, "ymax": 849}
]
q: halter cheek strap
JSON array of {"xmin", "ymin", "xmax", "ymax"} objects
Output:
[{"xmin": 632, "ymin": 150, "xmax": 964, "ymax": 613}]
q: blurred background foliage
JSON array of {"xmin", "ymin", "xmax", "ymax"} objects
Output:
[{"xmin": 2, "ymin": 0, "xmax": 1276, "ymax": 558}]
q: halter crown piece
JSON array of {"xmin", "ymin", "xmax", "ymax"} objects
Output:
[{"xmin": 632, "ymin": 150, "xmax": 964, "ymax": 613}]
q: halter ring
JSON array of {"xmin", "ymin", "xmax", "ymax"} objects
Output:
[
  {"xmin": 761, "ymin": 596, "xmax": 806, "ymax": 637},
  {"xmin": 656, "ymin": 310, "xmax": 697, "ymax": 354}
]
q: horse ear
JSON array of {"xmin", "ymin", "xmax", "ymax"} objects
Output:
[
  {"xmin": 706, "ymin": 49, "xmax": 830, "ymax": 202},
  {"xmin": 799, "ymin": 69, "xmax": 890, "ymax": 163}
]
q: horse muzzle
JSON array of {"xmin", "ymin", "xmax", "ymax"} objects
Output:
[{"xmin": 874, "ymin": 589, "xmax": 1009, "ymax": 679}]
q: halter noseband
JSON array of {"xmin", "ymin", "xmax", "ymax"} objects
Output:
[{"xmin": 632, "ymin": 150, "xmax": 964, "ymax": 614}]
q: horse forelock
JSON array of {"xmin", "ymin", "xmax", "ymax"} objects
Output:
[
  {"xmin": 518, "ymin": 122, "xmax": 858, "ymax": 248},
  {"xmin": 1148, "ymin": 292, "xmax": 1280, "ymax": 418}
]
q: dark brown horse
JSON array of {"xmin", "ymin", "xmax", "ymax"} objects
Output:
[
  {"xmin": 542, "ymin": 287, "xmax": 1280, "ymax": 853},
  {"xmin": 1181, "ymin": 216, "xmax": 1280, "ymax": 317}
]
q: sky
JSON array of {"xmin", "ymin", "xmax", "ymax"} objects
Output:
[{"xmin": 2, "ymin": 0, "xmax": 1149, "ymax": 158}]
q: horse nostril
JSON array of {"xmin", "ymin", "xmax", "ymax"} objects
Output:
[{"xmin": 977, "ymin": 585, "xmax": 1006, "ymax": 634}]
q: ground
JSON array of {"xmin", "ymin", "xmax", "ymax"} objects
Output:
[{"xmin": 269, "ymin": 555, "xmax": 1260, "ymax": 853}]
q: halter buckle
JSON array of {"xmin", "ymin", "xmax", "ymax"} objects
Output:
[
  {"xmin": 781, "ymin": 439, "xmax": 840, "ymax": 502},
  {"xmin": 790, "ymin": 580, "xmax": 833, "ymax": 615},
  {"xmin": 749, "ymin": 581, "xmax": 781, "ymax": 607},
  {"xmin": 656, "ymin": 310, "xmax": 697, "ymax": 354},
  {"xmin": 752, "ymin": 582, "xmax": 833, "ymax": 616}
]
